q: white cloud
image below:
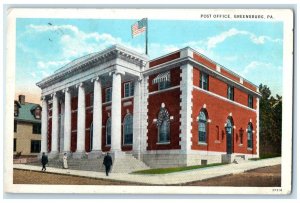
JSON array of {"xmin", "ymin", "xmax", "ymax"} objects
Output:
[
  {"xmin": 37, "ymin": 60, "xmax": 70, "ymax": 70},
  {"xmin": 30, "ymin": 72, "xmax": 37, "ymax": 78},
  {"xmin": 206, "ymin": 28, "xmax": 281, "ymax": 50},
  {"xmin": 28, "ymin": 24, "xmax": 128, "ymax": 60},
  {"xmin": 241, "ymin": 61, "xmax": 282, "ymax": 76},
  {"xmin": 28, "ymin": 24, "xmax": 79, "ymax": 34}
]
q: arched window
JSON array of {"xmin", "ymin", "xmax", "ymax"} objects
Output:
[
  {"xmin": 106, "ymin": 118, "xmax": 111, "ymax": 145},
  {"xmin": 123, "ymin": 114, "xmax": 133, "ymax": 145},
  {"xmin": 247, "ymin": 123, "xmax": 253, "ymax": 148},
  {"xmin": 157, "ymin": 106, "xmax": 170, "ymax": 143},
  {"xmin": 198, "ymin": 111, "xmax": 208, "ymax": 143}
]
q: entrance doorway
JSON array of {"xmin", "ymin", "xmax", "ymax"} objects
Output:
[{"xmin": 225, "ymin": 117, "xmax": 233, "ymax": 154}]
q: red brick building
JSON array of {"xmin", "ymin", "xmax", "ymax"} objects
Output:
[{"xmin": 37, "ymin": 45, "xmax": 260, "ymax": 168}]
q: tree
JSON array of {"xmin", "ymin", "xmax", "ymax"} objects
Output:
[{"xmin": 259, "ymin": 84, "xmax": 282, "ymax": 156}]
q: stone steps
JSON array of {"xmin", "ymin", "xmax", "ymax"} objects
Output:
[
  {"xmin": 28, "ymin": 153, "xmax": 150, "ymax": 173},
  {"xmin": 111, "ymin": 154, "xmax": 150, "ymax": 173}
]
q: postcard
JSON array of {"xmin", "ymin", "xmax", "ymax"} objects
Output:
[{"xmin": 4, "ymin": 8, "xmax": 293, "ymax": 195}]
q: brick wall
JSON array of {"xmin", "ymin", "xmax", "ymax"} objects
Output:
[
  {"xmin": 193, "ymin": 53, "xmax": 216, "ymax": 70},
  {"xmin": 192, "ymin": 88, "xmax": 257, "ymax": 155},
  {"xmin": 193, "ymin": 67, "xmax": 257, "ymax": 108},
  {"xmin": 193, "ymin": 51, "xmax": 258, "ymax": 94},
  {"xmin": 147, "ymin": 67, "xmax": 182, "ymax": 150},
  {"xmin": 149, "ymin": 52, "xmax": 180, "ymax": 67}
]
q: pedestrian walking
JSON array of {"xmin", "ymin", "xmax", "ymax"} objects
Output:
[
  {"xmin": 41, "ymin": 152, "xmax": 48, "ymax": 172},
  {"xmin": 103, "ymin": 153, "xmax": 113, "ymax": 176},
  {"xmin": 63, "ymin": 153, "xmax": 68, "ymax": 169}
]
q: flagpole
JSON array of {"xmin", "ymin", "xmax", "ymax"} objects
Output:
[{"xmin": 145, "ymin": 18, "xmax": 148, "ymax": 55}]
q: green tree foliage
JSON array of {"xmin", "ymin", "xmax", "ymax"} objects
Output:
[{"xmin": 259, "ymin": 84, "xmax": 282, "ymax": 156}]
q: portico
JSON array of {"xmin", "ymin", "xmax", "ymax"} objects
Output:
[{"xmin": 37, "ymin": 45, "xmax": 148, "ymax": 159}]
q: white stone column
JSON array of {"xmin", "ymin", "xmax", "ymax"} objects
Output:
[
  {"xmin": 256, "ymin": 97, "xmax": 260, "ymax": 158},
  {"xmin": 50, "ymin": 93, "xmax": 59, "ymax": 157},
  {"xmin": 59, "ymin": 101, "xmax": 65, "ymax": 153},
  {"xmin": 132, "ymin": 79, "xmax": 142, "ymax": 159},
  {"xmin": 179, "ymin": 63, "xmax": 193, "ymax": 163},
  {"xmin": 111, "ymin": 71, "xmax": 123, "ymax": 154},
  {"xmin": 41, "ymin": 97, "xmax": 48, "ymax": 154},
  {"xmin": 90, "ymin": 77, "xmax": 102, "ymax": 157},
  {"xmin": 63, "ymin": 88, "xmax": 71, "ymax": 153},
  {"xmin": 74, "ymin": 83, "xmax": 86, "ymax": 158}
]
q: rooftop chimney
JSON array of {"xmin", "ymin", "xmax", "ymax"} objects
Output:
[{"xmin": 19, "ymin": 95, "xmax": 25, "ymax": 105}]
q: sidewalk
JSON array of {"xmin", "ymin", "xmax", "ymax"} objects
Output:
[{"xmin": 13, "ymin": 157, "xmax": 281, "ymax": 185}]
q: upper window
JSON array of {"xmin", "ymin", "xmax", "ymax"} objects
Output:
[
  {"xmin": 123, "ymin": 114, "xmax": 133, "ymax": 145},
  {"xmin": 124, "ymin": 82, "xmax": 134, "ymax": 98},
  {"xmin": 106, "ymin": 118, "xmax": 111, "ymax": 145},
  {"xmin": 247, "ymin": 123, "xmax": 253, "ymax": 148},
  {"xmin": 152, "ymin": 71, "xmax": 171, "ymax": 91},
  {"xmin": 32, "ymin": 123, "xmax": 41, "ymax": 134},
  {"xmin": 227, "ymin": 85, "xmax": 234, "ymax": 101},
  {"xmin": 200, "ymin": 72, "xmax": 209, "ymax": 91},
  {"xmin": 34, "ymin": 107, "xmax": 41, "ymax": 119},
  {"xmin": 158, "ymin": 81, "xmax": 171, "ymax": 90},
  {"xmin": 157, "ymin": 105, "xmax": 170, "ymax": 143},
  {"xmin": 31, "ymin": 140, "xmax": 41, "ymax": 153},
  {"xmin": 248, "ymin": 95, "xmax": 253, "ymax": 109},
  {"xmin": 105, "ymin": 87, "xmax": 112, "ymax": 102},
  {"xmin": 198, "ymin": 111, "xmax": 208, "ymax": 143}
]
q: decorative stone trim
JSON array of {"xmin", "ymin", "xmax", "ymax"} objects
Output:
[
  {"xmin": 141, "ymin": 76, "xmax": 149, "ymax": 152},
  {"xmin": 143, "ymin": 55, "xmax": 261, "ymax": 97},
  {"xmin": 156, "ymin": 142, "xmax": 171, "ymax": 145},
  {"xmin": 148, "ymin": 85, "xmax": 180, "ymax": 96},
  {"xmin": 123, "ymin": 101, "xmax": 132, "ymax": 107},
  {"xmin": 179, "ymin": 63, "xmax": 193, "ymax": 153},
  {"xmin": 37, "ymin": 45, "xmax": 148, "ymax": 89},
  {"xmin": 256, "ymin": 97, "xmax": 260, "ymax": 157}
]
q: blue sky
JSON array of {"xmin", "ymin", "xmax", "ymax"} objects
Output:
[{"xmin": 16, "ymin": 18, "xmax": 283, "ymax": 103}]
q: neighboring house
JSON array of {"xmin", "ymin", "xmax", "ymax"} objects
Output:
[
  {"xmin": 14, "ymin": 95, "xmax": 42, "ymax": 156},
  {"xmin": 36, "ymin": 45, "xmax": 260, "ymax": 167}
]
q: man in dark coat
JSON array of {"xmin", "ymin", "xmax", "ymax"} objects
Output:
[
  {"xmin": 103, "ymin": 153, "xmax": 113, "ymax": 176},
  {"xmin": 41, "ymin": 152, "xmax": 48, "ymax": 172}
]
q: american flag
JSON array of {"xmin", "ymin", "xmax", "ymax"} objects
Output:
[{"xmin": 131, "ymin": 18, "xmax": 147, "ymax": 37}]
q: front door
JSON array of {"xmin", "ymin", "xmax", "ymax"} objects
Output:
[{"xmin": 226, "ymin": 119, "xmax": 233, "ymax": 154}]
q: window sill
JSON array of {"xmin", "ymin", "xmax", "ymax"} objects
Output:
[
  {"xmin": 239, "ymin": 144, "xmax": 243, "ymax": 147},
  {"xmin": 198, "ymin": 142, "xmax": 208, "ymax": 146},
  {"xmin": 105, "ymin": 145, "xmax": 111, "ymax": 147},
  {"xmin": 123, "ymin": 144, "xmax": 133, "ymax": 146},
  {"xmin": 247, "ymin": 147, "xmax": 253, "ymax": 151},
  {"xmin": 156, "ymin": 142, "xmax": 170, "ymax": 145},
  {"xmin": 123, "ymin": 96, "xmax": 134, "ymax": 99}
]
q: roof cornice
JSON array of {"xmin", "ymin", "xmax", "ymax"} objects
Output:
[
  {"xmin": 36, "ymin": 44, "xmax": 148, "ymax": 89},
  {"xmin": 143, "ymin": 56, "xmax": 261, "ymax": 98}
]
